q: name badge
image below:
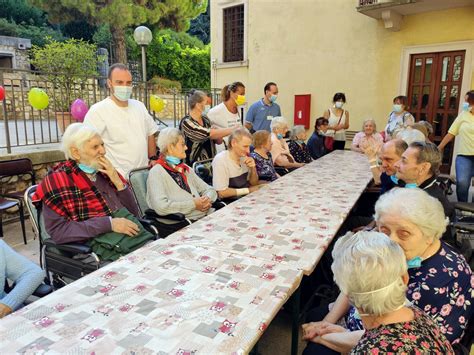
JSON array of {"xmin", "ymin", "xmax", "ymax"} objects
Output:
[{"xmin": 267, "ymin": 115, "xmax": 273, "ymax": 121}]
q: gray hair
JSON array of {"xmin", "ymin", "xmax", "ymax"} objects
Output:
[
  {"xmin": 409, "ymin": 141, "xmax": 442, "ymax": 176},
  {"xmin": 374, "ymin": 188, "xmax": 448, "ymax": 240},
  {"xmin": 270, "ymin": 116, "xmax": 289, "ymax": 132},
  {"xmin": 383, "ymin": 139, "xmax": 408, "ymax": 157},
  {"xmin": 61, "ymin": 123, "xmax": 100, "ymax": 160},
  {"xmin": 228, "ymin": 127, "xmax": 252, "ymax": 149},
  {"xmin": 418, "ymin": 120, "xmax": 434, "ymax": 136},
  {"xmin": 362, "ymin": 118, "xmax": 377, "ymax": 131},
  {"xmin": 396, "ymin": 127, "xmax": 426, "ymax": 145},
  {"xmin": 290, "ymin": 125, "xmax": 306, "ymax": 140},
  {"xmin": 332, "ymin": 231, "xmax": 407, "ymax": 316},
  {"xmin": 188, "ymin": 90, "xmax": 207, "ymax": 110},
  {"xmin": 157, "ymin": 127, "xmax": 184, "ymax": 155}
]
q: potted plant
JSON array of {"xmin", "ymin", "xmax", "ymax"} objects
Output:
[{"xmin": 30, "ymin": 38, "xmax": 102, "ymax": 132}]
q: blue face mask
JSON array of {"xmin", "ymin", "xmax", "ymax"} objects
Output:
[
  {"xmin": 462, "ymin": 102, "xmax": 470, "ymax": 112},
  {"xmin": 78, "ymin": 163, "xmax": 97, "ymax": 174},
  {"xmin": 270, "ymin": 94, "xmax": 278, "ymax": 103},
  {"xmin": 165, "ymin": 155, "xmax": 181, "ymax": 166},
  {"xmin": 407, "ymin": 256, "xmax": 422, "ymax": 269},
  {"xmin": 277, "ymin": 133, "xmax": 283, "ymax": 139},
  {"xmin": 203, "ymin": 105, "xmax": 211, "ymax": 115},
  {"xmin": 390, "ymin": 175, "xmax": 417, "ymax": 188},
  {"xmin": 295, "ymin": 139, "xmax": 305, "ymax": 144},
  {"xmin": 113, "ymin": 85, "xmax": 133, "ymax": 102}
]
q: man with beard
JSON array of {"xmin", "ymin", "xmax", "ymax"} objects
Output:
[{"xmin": 33, "ymin": 123, "xmax": 144, "ymax": 246}]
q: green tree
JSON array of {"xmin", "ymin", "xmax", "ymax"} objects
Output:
[
  {"xmin": 28, "ymin": 0, "xmax": 207, "ymax": 64},
  {"xmin": 188, "ymin": 2, "xmax": 209, "ymax": 44},
  {"xmin": 31, "ymin": 38, "xmax": 101, "ymax": 111},
  {"xmin": 140, "ymin": 31, "xmax": 210, "ymax": 89},
  {"xmin": 0, "ymin": 18, "xmax": 63, "ymax": 46},
  {"xmin": 0, "ymin": 0, "xmax": 47, "ymax": 27}
]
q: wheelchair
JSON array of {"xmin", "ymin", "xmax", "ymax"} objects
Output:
[
  {"xmin": 129, "ymin": 166, "xmax": 227, "ymax": 238},
  {"xmin": 25, "ymin": 185, "xmax": 158, "ymax": 289}
]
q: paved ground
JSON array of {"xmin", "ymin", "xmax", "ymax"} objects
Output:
[{"xmin": 2, "ymin": 219, "xmax": 306, "ymax": 355}]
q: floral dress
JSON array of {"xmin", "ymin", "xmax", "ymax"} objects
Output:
[
  {"xmin": 250, "ymin": 151, "xmax": 278, "ymax": 182},
  {"xmin": 346, "ymin": 242, "xmax": 473, "ymax": 344},
  {"xmin": 288, "ymin": 140, "xmax": 313, "ymax": 164},
  {"xmin": 351, "ymin": 306, "xmax": 454, "ymax": 354}
]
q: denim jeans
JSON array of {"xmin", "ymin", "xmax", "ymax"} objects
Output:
[{"xmin": 455, "ymin": 155, "xmax": 474, "ymax": 202}]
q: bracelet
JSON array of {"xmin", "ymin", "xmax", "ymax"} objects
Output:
[{"xmin": 236, "ymin": 188, "xmax": 250, "ymax": 196}]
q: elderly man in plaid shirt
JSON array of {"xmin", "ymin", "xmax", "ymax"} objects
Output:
[{"xmin": 33, "ymin": 123, "xmax": 143, "ymax": 245}]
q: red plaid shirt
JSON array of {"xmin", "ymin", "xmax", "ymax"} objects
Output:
[{"xmin": 33, "ymin": 160, "xmax": 126, "ymax": 221}]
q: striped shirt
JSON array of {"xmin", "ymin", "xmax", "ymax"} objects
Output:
[{"xmin": 180, "ymin": 115, "xmax": 216, "ymax": 166}]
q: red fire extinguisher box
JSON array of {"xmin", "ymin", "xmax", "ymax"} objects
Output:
[{"xmin": 294, "ymin": 94, "xmax": 311, "ymax": 129}]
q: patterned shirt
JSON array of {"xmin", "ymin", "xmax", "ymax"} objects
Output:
[
  {"xmin": 351, "ymin": 306, "xmax": 454, "ymax": 355},
  {"xmin": 288, "ymin": 140, "xmax": 313, "ymax": 164},
  {"xmin": 180, "ymin": 115, "xmax": 216, "ymax": 166},
  {"xmin": 347, "ymin": 242, "xmax": 473, "ymax": 344},
  {"xmin": 250, "ymin": 151, "xmax": 278, "ymax": 182}
]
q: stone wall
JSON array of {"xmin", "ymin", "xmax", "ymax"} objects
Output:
[{"xmin": 0, "ymin": 36, "xmax": 31, "ymax": 71}]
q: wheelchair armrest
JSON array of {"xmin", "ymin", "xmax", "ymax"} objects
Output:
[
  {"xmin": 144, "ymin": 208, "xmax": 186, "ymax": 222},
  {"xmin": 212, "ymin": 199, "xmax": 227, "ymax": 209},
  {"xmin": 138, "ymin": 218, "xmax": 159, "ymax": 237},
  {"xmin": 453, "ymin": 222, "xmax": 474, "ymax": 233},
  {"xmin": 43, "ymin": 239, "xmax": 92, "ymax": 254},
  {"xmin": 454, "ymin": 202, "xmax": 474, "ymax": 214},
  {"xmin": 33, "ymin": 283, "xmax": 53, "ymax": 298}
]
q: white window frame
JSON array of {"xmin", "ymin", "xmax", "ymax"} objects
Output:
[{"xmin": 215, "ymin": 0, "xmax": 249, "ymax": 69}]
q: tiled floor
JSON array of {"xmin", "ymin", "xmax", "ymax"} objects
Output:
[{"xmin": 2, "ymin": 218, "xmax": 306, "ymax": 355}]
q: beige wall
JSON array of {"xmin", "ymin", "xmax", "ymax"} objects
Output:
[{"xmin": 211, "ymin": 0, "xmax": 474, "ymax": 132}]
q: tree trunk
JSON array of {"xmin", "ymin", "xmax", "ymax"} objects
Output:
[{"xmin": 111, "ymin": 25, "xmax": 127, "ymax": 64}]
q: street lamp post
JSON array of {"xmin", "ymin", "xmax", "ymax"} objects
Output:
[{"xmin": 133, "ymin": 26, "xmax": 152, "ymax": 108}]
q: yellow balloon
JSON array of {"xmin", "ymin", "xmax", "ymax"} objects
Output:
[
  {"xmin": 150, "ymin": 95, "xmax": 165, "ymax": 113},
  {"xmin": 28, "ymin": 88, "xmax": 49, "ymax": 110}
]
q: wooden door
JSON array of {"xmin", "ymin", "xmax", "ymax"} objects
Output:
[{"xmin": 407, "ymin": 50, "xmax": 465, "ymax": 173}]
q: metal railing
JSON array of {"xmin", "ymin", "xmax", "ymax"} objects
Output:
[{"xmin": 0, "ymin": 68, "xmax": 220, "ymax": 153}]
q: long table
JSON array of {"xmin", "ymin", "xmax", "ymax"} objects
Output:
[{"xmin": 0, "ymin": 151, "xmax": 373, "ymax": 354}]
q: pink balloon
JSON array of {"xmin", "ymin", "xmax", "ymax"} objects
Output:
[{"xmin": 70, "ymin": 99, "xmax": 89, "ymax": 122}]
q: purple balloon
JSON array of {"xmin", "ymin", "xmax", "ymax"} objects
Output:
[{"xmin": 70, "ymin": 99, "xmax": 89, "ymax": 122}]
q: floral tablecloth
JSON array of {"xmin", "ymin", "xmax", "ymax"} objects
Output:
[
  {"xmin": 168, "ymin": 150, "xmax": 373, "ymax": 275},
  {"xmin": 0, "ymin": 240, "xmax": 302, "ymax": 354},
  {"xmin": 0, "ymin": 150, "xmax": 372, "ymax": 354}
]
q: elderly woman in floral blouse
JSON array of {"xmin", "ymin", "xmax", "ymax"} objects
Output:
[
  {"xmin": 288, "ymin": 125, "xmax": 313, "ymax": 164},
  {"xmin": 302, "ymin": 188, "xmax": 472, "ymax": 354},
  {"xmin": 303, "ymin": 231, "xmax": 453, "ymax": 354},
  {"xmin": 250, "ymin": 130, "xmax": 279, "ymax": 182}
]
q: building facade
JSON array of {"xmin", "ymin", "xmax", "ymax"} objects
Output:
[{"xmin": 210, "ymin": 0, "xmax": 474, "ymax": 172}]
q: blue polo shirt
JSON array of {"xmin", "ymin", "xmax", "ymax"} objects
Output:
[{"xmin": 246, "ymin": 99, "xmax": 281, "ymax": 132}]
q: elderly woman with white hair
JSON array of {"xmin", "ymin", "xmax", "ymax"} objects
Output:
[
  {"xmin": 33, "ymin": 123, "xmax": 146, "ymax": 248},
  {"xmin": 288, "ymin": 125, "xmax": 313, "ymax": 164},
  {"xmin": 351, "ymin": 118, "xmax": 383, "ymax": 153},
  {"xmin": 146, "ymin": 127, "xmax": 217, "ymax": 237},
  {"xmin": 270, "ymin": 116, "xmax": 305, "ymax": 171},
  {"xmin": 302, "ymin": 188, "xmax": 472, "ymax": 354},
  {"xmin": 304, "ymin": 231, "xmax": 454, "ymax": 354}
]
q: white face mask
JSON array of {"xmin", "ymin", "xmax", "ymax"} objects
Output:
[
  {"xmin": 112, "ymin": 86, "xmax": 133, "ymax": 102},
  {"xmin": 335, "ymin": 101, "xmax": 344, "ymax": 109}
]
